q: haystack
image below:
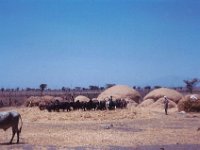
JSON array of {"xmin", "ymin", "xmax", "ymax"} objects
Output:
[
  {"xmin": 25, "ymin": 96, "xmax": 41, "ymax": 107},
  {"xmin": 178, "ymin": 94, "xmax": 200, "ymax": 112},
  {"xmin": 144, "ymin": 88, "xmax": 183, "ymax": 103},
  {"xmin": 150, "ymin": 98, "xmax": 177, "ymax": 109},
  {"xmin": 138, "ymin": 99, "xmax": 155, "ymax": 108},
  {"xmin": 53, "ymin": 97, "xmax": 64, "ymax": 102},
  {"xmin": 92, "ymin": 98, "xmax": 98, "ymax": 101},
  {"xmin": 25, "ymin": 96, "xmax": 54, "ymax": 107},
  {"xmin": 74, "ymin": 95, "xmax": 90, "ymax": 102},
  {"xmin": 97, "ymin": 85, "xmax": 141, "ymax": 103},
  {"xmin": 41, "ymin": 96, "xmax": 54, "ymax": 102}
]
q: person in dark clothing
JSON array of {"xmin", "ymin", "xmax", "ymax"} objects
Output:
[
  {"xmin": 164, "ymin": 96, "xmax": 169, "ymax": 115},
  {"xmin": 0, "ymin": 100, "xmax": 3, "ymax": 107}
]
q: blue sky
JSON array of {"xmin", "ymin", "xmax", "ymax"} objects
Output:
[{"xmin": 0, "ymin": 0, "xmax": 200, "ymax": 89}]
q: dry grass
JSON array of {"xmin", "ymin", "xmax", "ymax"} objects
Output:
[{"xmin": 0, "ymin": 105, "xmax": 200, "ymax": 149}]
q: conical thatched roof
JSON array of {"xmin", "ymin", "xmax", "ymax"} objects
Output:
[
  {"xmin": 74, "ymin": 95, "xmax": 90, "ymax": 102},
  {"xmin": 97, "ymin": 85, "xmax": 141, "ymax": 103},
  {"xmin": 144, "ymin": 88, "xmax": 183, "ymax": 103}
]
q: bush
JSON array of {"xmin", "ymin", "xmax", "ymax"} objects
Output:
[{"xmin": 178, "ymin": 99, "xmax": 200, "ymax": 112}]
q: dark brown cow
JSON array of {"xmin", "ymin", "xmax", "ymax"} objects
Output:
[{"xmin": 0, "ymin": 111, "xmax": 23, "ymax": 144}]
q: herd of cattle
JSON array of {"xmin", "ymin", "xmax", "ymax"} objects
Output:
[
  {"xmin": 35, "ymin": 98, "xmax": 128, "ymax": 112},
  {"xmin": 0, "ymin": 97, "xmax": 128, "ymax": 144}
]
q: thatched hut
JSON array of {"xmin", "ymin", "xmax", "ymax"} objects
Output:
[
  {"xmin": 74, "ymin": 95, "xmax": 90, "ymax": 102},
  {"xmin": 144, "ymin": 88, "xmax": 183, "ymax": 103},
  {"xmin": 178, "ymin": 94, "xmax": 200, "ymax": 112},
  {"xmin": 97, "ymin": 85, "xmax": 141, "ymax": 103}
]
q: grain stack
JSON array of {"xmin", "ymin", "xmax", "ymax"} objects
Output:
[
  {"xmin": 138, "ymin": 99, "xmax": 154, "ymax": 108},
  {"xmin": 25, "ymin": 96, "xmax": 58, "ymax": 107},
  {"xmin": 74, "ymin": 95, "xmax": 90, "ymax": 102},
  {"xmin": 150, "ymin": 98, "xmax": 177, "ymax": 109},
  {"xmin": 97, "ymin": 85, "xmax": 141, "ymax": 103},
  {"xmin": 139, "ymin": 88, "xmax": 183, "ymax": 110},
  {"xmin": 144, "ymin": 88, "xmax": 183, "ymax": 103}
]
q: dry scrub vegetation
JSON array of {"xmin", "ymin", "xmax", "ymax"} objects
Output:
[{"xmin": 0, "ymin": 104, "xmax": 200, "ymax": 150}]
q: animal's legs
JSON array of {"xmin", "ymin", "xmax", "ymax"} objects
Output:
[
  {"xmin": 9, "ymin": 128, "xmax": 16, "ymax": 144},
  {"xmin": 17, "ymin": 131, "xmax": 20, "ymax": 143}
]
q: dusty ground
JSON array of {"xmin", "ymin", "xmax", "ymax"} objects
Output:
[{"xmin": 0, "ymin": 105, "xmax": 200, "ymax": 150}]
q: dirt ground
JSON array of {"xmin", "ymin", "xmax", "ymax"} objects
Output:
[{"xmin": 0, "ymin": 105, "xmax": 200, "ymax": 150}]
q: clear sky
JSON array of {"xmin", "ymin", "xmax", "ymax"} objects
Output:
[{"xmin": 0, "ymin": 0, "xmax": 200, "ymax": 89}]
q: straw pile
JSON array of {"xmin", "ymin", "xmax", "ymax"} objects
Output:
[
  {"xmin": 97, "ymin": 85, "xmax": 141, "ymax": 103},
  {"xmin": 138, "ymin": 99, "xmax": 154, "ymax": 108},
  {"xmin": 144, "ymin": 88, "xmax": 183, "ymax": 103},
  {"xmin": 178, "ymin": 94, "xmax": 200, "ymax": 112},
  {"xmin": 25, "ymin": 96, "xmax": 41, "ymax": 107},
  {"xmin": 138, "ymin": 98, "xmax": 177, "ymax": 109},
  {"xmin": 138, "ymin": 88, "xmax": 182, "ymax": 109},
  {"xmin": 74, "ymin": 95, "xmax": 90, "ymax": 102},
  {"xmin": 25, "ymin": 96, "xmax": 63, "ymax": 107},
  {"xmin": 150, "ymin": 98, "xmax": 177, "ymax": 109},
  {"xmin": 54, "ymin": 96, "xmax": 64, "ymax": 102}
]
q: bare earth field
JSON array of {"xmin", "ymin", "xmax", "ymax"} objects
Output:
[{"xmin": 0, "ymin": 105, "xmax": 200, "ymax": 150}]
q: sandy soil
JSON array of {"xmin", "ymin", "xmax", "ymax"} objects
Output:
[{"xmin": 0, "ymin": 105, "xmax": 200, "ymax": 150}]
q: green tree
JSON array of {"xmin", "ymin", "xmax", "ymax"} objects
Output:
[
  {"xmin": 1, "ymin": 88, "xmax": 4, "ymax": 93},
  {"xmin": 40, "ymin": 84, "xmax": 47, "ymax": 96},
  {"xmin": 183, "ymin": 78, "xmax": 199, "ymax": 93},
  {"xmin": 105, "ymin": 84, "xmax": 115, "ymax": 89}
]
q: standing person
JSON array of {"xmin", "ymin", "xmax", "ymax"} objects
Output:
[
  {"xmin": 164, "ymin": 96, "xmax": 169, "ymax": 115},
  {"xmin": 0, "ymin": 100, "xmax": 3, "ymax": 107},
  {"xmin": 9, "ymin": 98, "xmax": 12, "ymax": 106}
]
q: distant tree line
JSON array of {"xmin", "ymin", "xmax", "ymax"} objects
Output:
[{"xmin": 1, "ymin": 79, "xmax": 200, "ymax": 94}]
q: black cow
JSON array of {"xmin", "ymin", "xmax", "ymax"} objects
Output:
[
  {"xmin": 97, "ymin": 100, "xmax": 106, "ymax": 110},
  {"xmin": 116, "ymin": 99, "xmax": 128, "ymax": 109},
  {"xmin": 42, "ymin": 101, "xmax": 72, "ymax": 112},
  {"xmin": 72, "ymin": 101, "xmax": 82, "ymax": 110},
  {"xmin": 86, "ymin": 100, "xmax": 99, "ymax": 110},
  {"xmin": 57, "ymin": 101, "xmax": 71, "ymax": 112},
  {"xmin": 108, "ymin": 100, "xmax": 116, "ymax": 110}
]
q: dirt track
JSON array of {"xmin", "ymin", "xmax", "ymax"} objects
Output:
[{"xmin": 0, "ymin": 106, "xmax": 200, "ymax": 150}]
